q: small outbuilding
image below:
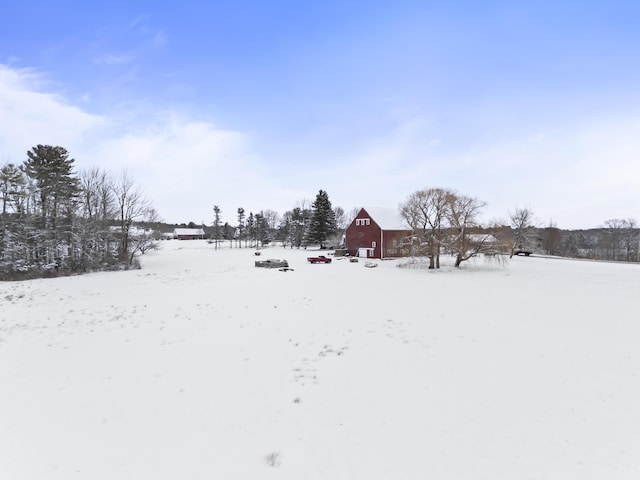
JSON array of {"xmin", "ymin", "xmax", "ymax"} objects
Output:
[
  {"xmin": 345, "ymin": 207, "xmax": 412, "ymax": 259},
  {"xmin": 173, "ymin": 228, "xmax": 205, "ymax": 240}
]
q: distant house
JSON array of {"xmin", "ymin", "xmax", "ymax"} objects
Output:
[
  {"xmin": 345, "ymin": 207, "xmax": 412, "ymax": 259},
  {"xmin": 109, "ymin": 225, "xmax": 154, "ymax": 238},
  {"xmin": 173, "ymin": 228, "xmax": 205, "ymax": 240}
]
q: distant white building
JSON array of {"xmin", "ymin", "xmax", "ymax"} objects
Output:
[
  {"xmin": 173, "ymin": 228, "xmax": 205, "ymax": 240},
  {"xmin": 109, "ymin": 225, "xmax": 154, "ymax": 237}
]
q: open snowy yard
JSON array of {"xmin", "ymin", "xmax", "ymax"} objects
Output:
[{"xmin": 1, "ymin": 241, "xmax": 639, "ymax": 479}]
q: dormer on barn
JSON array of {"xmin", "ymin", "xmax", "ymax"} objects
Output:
[{"xmin": 345, "ymin": 207, "xmax": 412, "ymax": 259}]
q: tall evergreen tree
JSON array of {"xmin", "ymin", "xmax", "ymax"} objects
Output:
[
  {"xmin": 212, "ymin": 205, "xmax": 222, "ymax": 249},
  {"xmin": 278, "ymin": 211, "xmax": 293, "ymax": 247},
  {"xmin": 0, "ymin": 163, "xmax": 26, "ymax": 260},
  {"xmin": 291, "ymin": 208, "xmax": 302, "ymax": 248},
  {"xmin": 255, "ymin": 211, "xmax": 271, "ymax": 247},
  {"xmin": 246, "ymin": 212, "xmax": 255, "ymax": 247},
  {"xmin": 22, "ymin": 145, "xmax": 80, "ymax": 230},
  {"xmin": 306, "ymin": 190, "xmax": 337, "ymax": 248},
  {"xmin": 236, "ymin": 207, "xmax": 245, "ymax": 248}
]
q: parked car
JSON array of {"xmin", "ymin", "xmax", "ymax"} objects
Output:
[{"xmin": 307, "ymin": 255, "xmax": 332, "ymax": 264}]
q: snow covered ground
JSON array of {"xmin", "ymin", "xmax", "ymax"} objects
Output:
[{"xmin": 1, "ymin": 240, "xmax": 639, "ymax": 479}]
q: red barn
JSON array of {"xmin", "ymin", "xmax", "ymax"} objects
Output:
[{"xmin": 345, "ymin": 207, "xmax": 412, "ymax": 259}]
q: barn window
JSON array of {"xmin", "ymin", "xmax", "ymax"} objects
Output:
[{"xmin": 372, "ymin": 241, "xmax": 376, "ymax": 248}]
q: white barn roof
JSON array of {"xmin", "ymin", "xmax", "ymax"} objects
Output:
[
  {"xmin": 361, "ymin": 207, "xmax": 408, "ymax": 230},
  {"xmin": 173, "ymin": 228, "xmax": 205, "ymax": 236}
]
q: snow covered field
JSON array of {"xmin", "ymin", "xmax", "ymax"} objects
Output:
[{"xmin": 1, "ymin": 240, "xmax": 639, "ymax": 480}]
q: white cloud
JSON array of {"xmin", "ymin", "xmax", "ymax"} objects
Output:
[
  {"xmin": 88, "ymin": 116, "xmax": 265, "ymax": 223},
  {"xmin": 1, "ymin": 63, "xmax": 638, "ymax": 229},
  {"xmin": 0, "ymin": 65, "xmax": 107, "ymax": 163},
  {"xmin": 270, "ymin": 110, "xmax": 640, "ymax": 229},
  {"xmin": 0, "ymin": 64, "xmax": 265, "ymax": 224},
  {"xmin": 431, "ymin": 117, "xmax": 640, "ymax": 228}
]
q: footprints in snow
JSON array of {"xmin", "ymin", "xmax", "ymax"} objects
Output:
[
  {"xmin": 367, "ymin": 318, "xmax": 413, "ymax": 345},
  {"xmin": 291, "ymin": 343, "xmax": 350, "ymax": 387}
]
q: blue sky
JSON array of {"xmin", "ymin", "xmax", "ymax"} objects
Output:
[{"xmin": 1, "ymin": 0, "xmax": 639, "ymax": 228}]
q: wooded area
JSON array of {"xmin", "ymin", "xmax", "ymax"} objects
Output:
[{"xmin": 0, "ymin": 145, "xmax": 156, "ymax": 280}]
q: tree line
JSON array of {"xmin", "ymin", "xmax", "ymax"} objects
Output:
[
  {"xmin": 205, "ymin": 186, "xmax": 638, "ymax": 267},
  {"xmin": 0, "ymin": 145, "xmax": 157, "ymax": 280},
  {"xmin": 398, "ymin": 188, "xmax": 639, "ymax": 267},
  {"xmin": 507, "ymin": 218, "xmax": 639, "ymax": 262},
  {"xmin": 4, "ymin": 145, "xmax": 635, "ymax": 279},
  {"xmin": 208, "ymin": 190, "xmax": 345, "ymax": 250}
]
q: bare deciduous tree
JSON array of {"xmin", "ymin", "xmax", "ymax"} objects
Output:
[
  {"xmin": 399, "ymin": 188, "xmax": 452, "ymax": 268},
  {"xmin": 262, "ymin": 209, "xmax": 280, "ymax": 233},
  {"xmin": 333, "ymin": 206, "xmax": 347, "ymax": 231},
  {"xmin": 127, "ymin": 207, "xmax": 161, "ymax": 265},
  {"xmin": 446, "ymin": 193, "xmax": 488, "ymax": 268},
  {"xmin": 602, "ymin": 218, "xmax": 638, "ymax": 261},
  {"xmin": 400, "ymin": 188, "xmax": 491, "ymax": 268},
  {"xmin": 112, "ymin": 170, "xmax": 154, "ymax": 265},
  {"xmin": 345, "ymin": 207, "xmax": 360, "ymax": 227},
  {"xmin": 80, "ymin": 167, "xmax": 114, "ymax": 220},
  {"xmin": 509, "ymin": 206, "xmax": 536, "ymax": 257},
  {"xmin": 543, "ymin": 219, "xmax": 561, "ymax": 255}
]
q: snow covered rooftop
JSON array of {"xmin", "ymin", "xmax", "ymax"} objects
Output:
[
  {"xmin": 173, "ymin": 228, "xmax": 205, "ymax": 236},
  {"xmin": 361, "ymin": 206, "xmax": 409, "ymax": 230}
]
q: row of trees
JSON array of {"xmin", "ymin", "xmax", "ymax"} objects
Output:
[
  {"xmin": 5, "ymin": 144, "xmax": 633, "ymax": 279},
  {"xmin": 400, "ymin": 186, "xmax": 640, "ymax": 267},
  {"xmin": 509, "ymin": 218, "xmax": 639, "ymax": 261},
  {"xmin": 209, "ymin": 190, "xmax": 343, "ymax": 250},
  {"xmin": 0, "ymin": 145, "xmax": 157, "ymax": 280},
  {"xmin": 206, "ymin": 185, "xmax": 639, "ymax": 267}
]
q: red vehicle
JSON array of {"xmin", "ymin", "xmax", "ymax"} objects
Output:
[{"xmin": 307, "ymin": 255, "xmax": 332, "ymax": 264}]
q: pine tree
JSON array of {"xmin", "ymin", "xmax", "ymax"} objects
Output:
[
  {"xmin": 236, "ymin": 207, "xmax": 245, "ymax": 248},
  {"xmin": 246, "ymin": 212, "xmax": 255, "ymax": 247},
  {"xmin": 23, "ymin": 145, "xmax": 80, "ymax": 230},
  {"xmin": 306, "ymin": 190, "xmax": 337, "ymax": 248},
  {"xmin": 292, "ymin": 208, "xmax": 304, "ymax": 248},
  {"xmin": 255, "ymin": 211, "xmax": 271, "ymax": 247},
  {"xmin": 212, "ymin": 205, "xmax": 221, "ymax": 249},
  {"xmin": 0, "ymin": 163, "xmax": 26, "ymax": 262}
]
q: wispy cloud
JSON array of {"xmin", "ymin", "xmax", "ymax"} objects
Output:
[
  {"xmin": 152, "ymin": 31, "xmax": 168, "ymax": 48},
  {"xmin": 93, "ymin": 54, "xmax": 136, "ymax": 66},
  {"xmin": 127, "ymin": 14, "xmax": 168, "ymax": 48},
  {"xmin": 128, "ymin": 14, "xmax": 151, "ymax": 33}
]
